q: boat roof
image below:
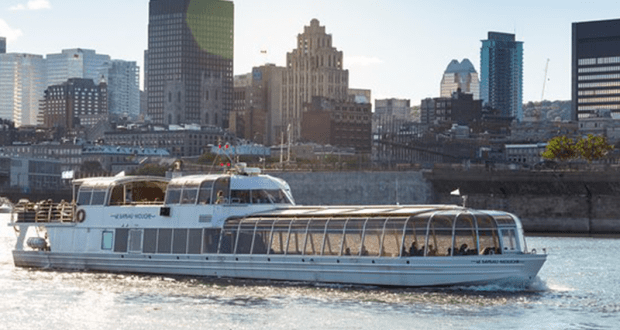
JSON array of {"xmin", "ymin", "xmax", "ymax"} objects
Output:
[
  {"xmin": 73, "ymin": 176, "xmax": 170, "ymax": 189},
  {"xmin": 168, "ymin": 173, "xmax": 290, "ymax": 190},
  {"xmin": 249, "ymin": 205, "xmax": 471, "ymax": 218}
]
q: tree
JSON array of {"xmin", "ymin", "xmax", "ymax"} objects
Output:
[
  {"xmin": 542, "ymin": 134, "xmax": 615, "ymax": 163},
  {"xmin": 575, "ymin": 134, "xmax": 614, "ymax": 162},
  {"xmin": 541, "ymin": 136, "xmax": 577, "ymax": 161}
]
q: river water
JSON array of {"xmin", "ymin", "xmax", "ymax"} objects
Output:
[{"xmin": 1, "ymin": 214, "xmax": 619, "ymax": 330}]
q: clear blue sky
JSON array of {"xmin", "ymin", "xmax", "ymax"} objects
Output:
[{"xmin": 2, "ymin": 0, "xmax": 620, "ymax": 105}]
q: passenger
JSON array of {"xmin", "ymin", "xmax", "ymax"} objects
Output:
[
  {"xmin": 427, "ymin": 244, "xmax": 437, "ymax": 256},
  {"xmin": 344, "ymin": 247, "xmax": 351, "ymax": 256},
  {"xmin": 361, "ymin": 245, "xmax": 369, "ymax": 256},
  {"xmin": 459, "ymin": 244, "xmax": 468, "ymax": 255},
  {"xmin": 401, "ymin": 247, "xmax": 409, "ymax": 257},
  {"xmin": 215, "ymin": 191, "xmax": 225, "ymax": 204},
  {"xmin": 409, "ymin": 242, "xmax": 420, "ymax": 256}
]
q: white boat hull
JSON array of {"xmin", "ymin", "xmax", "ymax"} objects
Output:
[{"xmin": 12, "ymin": 250, "xmax": 546, "ymax": 287}]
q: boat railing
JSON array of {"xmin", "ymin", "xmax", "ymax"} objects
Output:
[{"xmin": 13, "ymin": 199, "xmax": 76, "ymax": 223}]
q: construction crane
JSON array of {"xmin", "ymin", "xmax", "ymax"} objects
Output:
[{"xmin": 541, "ymin": 58, "xmax": 550, "ymax": 101}]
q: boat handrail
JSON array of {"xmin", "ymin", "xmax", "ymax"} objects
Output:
[{"xmin": 13, "ymin": 200, "xmax": 76, "ymax": 224}]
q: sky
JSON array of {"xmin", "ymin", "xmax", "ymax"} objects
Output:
[{"xmin": 1, "ymin": 0, "xmax": 620, "ymax": 106}]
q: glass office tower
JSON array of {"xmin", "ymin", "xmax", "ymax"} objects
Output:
[
  {"xmin": 0, "ymin": 37, "xmax": 6, "ymax": 54},
  {"xmin": 572, "ymin": 19, "xmax": 620, "ymax": 120},
  {"xmin": 480, "ymin": 32, "xmax": 523, "ymax": 121},
  {"xmin": 147, "ymin": 0, "xmax": 234, "ymax": 128}
]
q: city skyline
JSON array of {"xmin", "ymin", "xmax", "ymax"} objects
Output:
[{"xmin": 2, "ymin": 0, "xmax": 620, "ymax": 106}]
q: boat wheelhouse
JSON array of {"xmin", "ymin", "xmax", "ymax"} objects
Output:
[{"xmin": 9, "ymin": 166, "xmax": 546, "ymax": 287}]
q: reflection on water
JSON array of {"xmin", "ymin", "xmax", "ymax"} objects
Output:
[{"xmin": 1, "ymin": 215, "xmax": 619, "ymax": 329}]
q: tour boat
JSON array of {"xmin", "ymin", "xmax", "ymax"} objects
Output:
[{"xmin": 9, "ymin": 164, "xmax": 546, "ymax": 287}]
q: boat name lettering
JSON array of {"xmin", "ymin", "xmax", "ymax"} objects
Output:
[
  {"xmin": 474, "ymin": 260, "xmax": 520, "ymax": 264},
  {"xmin": 111, "ymin": 213, "xmax": 156, "ymax": 220}
]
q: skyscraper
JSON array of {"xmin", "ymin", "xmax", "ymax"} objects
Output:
[
  {"xmin": 440, "ymin": 59, "xmax": 480, "ymax": 100},
  {"xmin": 0, "ymin": 37, "xmax": 6, "ymax": 54},
  {"xmin": 0, "ymin": 53, "xmax": 46, "ymax": 126},
  {"xmin": 46, "ymin": 49, "xmax": 111, "ymax": 87},
  {"xmin": 480, "ymin": 32, "xmax": 523, "ymax": 121},
  {"xmin": 572, "ymin": 18, "xmax": 620, "ymax": 120},
  {"xmin": 100, "ymin": 60, "xmax": 140, "ymax": 119},
  {"xmin": 280, "ymin": 19, "xmax": 349, "ymax": 142},
  {"xmin": 147, "ymin": 0, "xmax": 234, "ymax": 128}
]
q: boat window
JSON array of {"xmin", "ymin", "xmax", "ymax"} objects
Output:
[
  {"xmin": 114, "ymin": 228, "xmax": 129, "ymax": 253},
  {"xmin": 165, "ymin": 184, "xmax": 182, "ymax": 205},
  {"xmin": 322, "ymin": 219, "xmax": 346, "ymax": 255},
  {"xmin": 143, "ymin": 229, "xmax": 157, "ymax": 253},
  {"xmin": 203, "ymin": 229, "xmax": 221, "ymax": 253},
  {"xmin": 500, "ymin": 228, "xmax": 519, "ymax": 253},
  {"xmin": 383, "ymin": 218, "xmax": 407, "ymax": 257},
  {"xmin": 252, "ymin": 190, "xmax": 292, "ymax": 204},
  {"xmin": 427, "ymin": 215, "xmax": 453, "ymax": 256},
  {"xmin": 342, "ymin": 219, "xmax": 364, "ymax": 256},
  {"xmin": 77, "ymin": 188, "xmax": 92, "ymax": 205},
  {"xmin": 220, "ymin": 219, "xmax": 240, "ymax": 254},
  {"xmin": 402, "ymin": 216, "xmax": 427, "ymax": 256},
  {"xmin": 230, "ymin": 190, "xmax": 251, "ymax": 204},
  {"xmin": 477, "ymin": 215, "xmax": 501, "ymax": 255},
  {"xmin": 173, "ymin": 229, "xmax": 188, "ymax": 254},
  {"xmin": 198, "ymin": 181, "xmax": 214, "ymax": 204},
  {"xmin": 109, "ymin": 185, "xmax": 124, "ymax": 205},
  {"xmin": 236, "ymin": 220, "xmax": 259, "ymax": 254},
  {"xmin": 129, "ymin": 229, "xmax": 143, "ymax": 253},
  {"xmin": 212, "ymin": 177, "xmax": 230, "ymax": 204},
  {"xmin": 101, "ymin": 231, "xmax": 113, "ymax": 250},
  {"xmin": 91, "ymin": 190, "xmax": 107, "ymax": 206},
  {"xmin": 303, "ymin": 219, "xmax": 327, "ymax": 256},
  {"xmin": 453, "ymin": 214, "xmax": 477, "ymax": 256},
  {"xmin": 132, "ymin": 181, "xmax": 167, "ymax": 204},
  {"xmin": 157, "ymin": 229, "xmax": 173, "ymax": 253},
  {"xmin": 361, "ymin": 218, "xmax": 386, "ymax": 257},
  {"xmin": 251, "ymin": 219, "xmax": 274, "ymax": 254},
  {"xmin": 494, "ymin": 215, "xmax": 516, "ymax": 227},
  {"xmin": 286, "ymin": 220, "xmax": 309, "ymax": 255},
  {"xmin": 181, "ymin": 184, "xmax": 199, "ymax": 205},
  {"xmin": 269, "ymin": 220, "xmax": 292, "ymax": 254},
  {"xmin": 188, "ymin": 229, "xmax": 202, "ymax": 254}
]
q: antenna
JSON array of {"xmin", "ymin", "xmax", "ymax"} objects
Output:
[{"xmin": 541, "ymin": 59, "xmax": 550, "ymax": 101}]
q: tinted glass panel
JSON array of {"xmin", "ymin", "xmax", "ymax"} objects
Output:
[
  {"xmin": 143, "ymin": 229, "xmax": 157, "ymax": 253},
  {"xmin": 165, "ymin": 189, "xmax": 181, "ymax": 205},
  {"xmin": 203, "ymin": 229, "xmax": 220, "ymax": 253},
  {"xmin": 77, "ymin": 190, "xmax": 92, "ymax": 205},
  {"xmin": 188, "ymin": 229, "xmax": 202, "ymax": 254},
  {"xmin": 114, "ymin": 228, "xmax": 129, "ymax": 253},
  {"xmin": 173, "ymin": 229, "xmax": 188, "ymax": 254},
  {"xmin": 157, "ymin": 229, "xmax": 172, "ymax": 253},
  {"xmin": 91, "ymin": 191, "xmax": 106, "ymax": 205}
]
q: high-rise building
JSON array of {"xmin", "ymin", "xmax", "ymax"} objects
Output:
[
  {"xmin": 375, "ymin": 98, "xmax": 411, "ymax": 120},
  {"xmin": 101, "ymin": 60, "xmax": 140, "ymax": 119},
  {"xmin": 572, "ymin": 18, "xmax": 620, "ymax": 120},
  {"xmin": 301, "ymin": 96, "xmax": 372, "ymax": 153},
  {"xmin": 41, "ymin": 78, "xmax": 108, "ymax": 129},
  {"xmin": 480, "ymin": 32, "xmax": 523, "ymax": 121},
  {"xmin": 46, "ymin": 49, "xmax": 111, "ymax": 87},
  {"xmin": 147, "ymin": 0, "xmax": 234, "ymax": 128},
  {"xmin": 0, "ymin": 53, "xmax": 46, "ymax": 126},
  {"xmin": 281, "ymin": 19, "xmax": 350, "ymax": 142},
  {"xmin": 0, "ymin": 37, "xmax": 6, "ymax": 54},
  {"xmin": 440, "ymin": 59, "xmax": 480, "ymax": 100}
]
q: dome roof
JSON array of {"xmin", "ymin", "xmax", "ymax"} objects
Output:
[{"xmin": 445, "ymin": 59, "xmax": 477, "ymax": 74}]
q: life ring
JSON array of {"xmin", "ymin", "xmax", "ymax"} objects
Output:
[{"xmin": 76, "ymin": 209, "xmax": 86, "ymax": 222}]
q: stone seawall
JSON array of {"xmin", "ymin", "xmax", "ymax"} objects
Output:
[
  {"xmin": 425, "ymin": 169, "xmax": 620, "ymax": 235},
  {"xmin": 270, "ymin": 171, "xmax": 432, "ymax": 206}
]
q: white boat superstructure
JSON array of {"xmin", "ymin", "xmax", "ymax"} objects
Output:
[{"xmin": 9, "ymin": 165, "xmax": 546, "ymax": 287}]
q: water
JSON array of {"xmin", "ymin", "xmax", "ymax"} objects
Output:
[{"xmin": 1, "ymin": 214, "xmax": 619, "ymax": 330}]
